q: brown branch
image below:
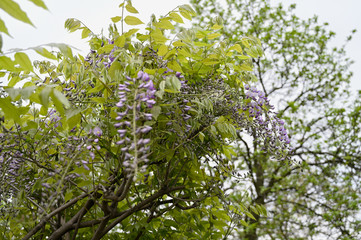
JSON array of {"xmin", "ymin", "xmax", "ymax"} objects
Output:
[
  {"xmin": 22, "ymin": 192, "xmax": 89, "ymax": 240},
  {"xmin": 94, "ymin": 185, "xmax": 185, "ymax": 240}
]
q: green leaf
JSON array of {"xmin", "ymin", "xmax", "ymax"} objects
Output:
[
  {"xmin": 4, "ymin": 87, "xmax": 20, "ymax": 100},
  {"xmin": 21, "ymin": 86, "xmax": 36, "ymax": 99},
  {"xmin": 179, "ymin": 4, "xmax": 196, "ymax": 15},
  {"xmin": 240, "ymin": 219, "xmax": 248, "ymax": 227},
  {"xmin": 52, "ymin": 89, "xmax": 70, "ymax": 108},
  {"xmin": 39, "ymin": 87, "xmax": 51, "ymax": 108},
  {"xmin": 245, "ymin": 211, "xmax": 256, "ymax": 220},
  {"xmin": 0, "ymin": 97, "xmax": 20, "ymax": 123},
  {"xmin": 34, "ymin": 47, "xmax": 57, "ymax": 60},
  {"xmin": 154, "ymin": 19, "xmax": 174, "ymax": 29},
  {"xmin": 124, "ymin": 28, "xmax": 139, "ymax": 37},
  {"xmin": 151, "ymin": 106, "xmax": 161, "ymax": 120},
  {"xmin": 250, "ymin": 205, "xmax": 259, "ymax": 215},
  {"xmin": 0, "ymin": 0, "xmax": 34, "ymax": 26},
  {"xmin": 111, "ymin": 16, "xmax": 122, "ymax": 23},
  {"xmin": 179, "ymin": 10, "xmax": 192, "ymax": 21},
  {"xmin": 67, "ymin": 112, "xmax": 81, "ymax": 130},
  {"xmin": 207, "ymin": 32, "xmax": 222, "ymax": 40},
  {"xmin": 169, "ymin": 12, "xmax": 183, "ymax": 23},
  {"xmin": 168, "ymin": 60, "xmax": 182, "ymax": 73},
  {"xmin": 211, "ymin": 24, "xmax": 223, "ymax": 30},
  {"xmin": 124, "ymin": 16, "xmax": 144, "ymax": 26},
  {"xmin": 229, "ymin": 44, "xmax": 243, "ymax": 53},
  {"xmin": 239, "ymin": 64, "xmax": 253, "ymax": 71},
  {"xmin": 236, "ymin": 55, "xmax": 250, "ymax": 60},
  {"xmin": 64, "ymin": 18, "xmax": 81, "ymax": 33},
  {"xmin": 0, "ymin": 55, "xmax": 15, "ymax": 71},
  {"xmin": 27, "ymin": 0, "xmax": 47, "ymax": 10},
  {"xmin": 0, "ymin": 18, "xmax": 10, "ymax": 36},
  {"xmin": 81, "ymin": 28, "xmax": 91, "ymax": 39},
  {"xmin": 14, "ymin": 52, "xmax": 33, "ymax": 72},
  {"xmin": 125, "ymin": 4, "xmax": 139, "ymax": 14},
  {"xmin": 199, "ymin": 132, "xmax": 205, "ymax": 142},
  {"xmin": 46, "ymin": 43, "xmax": 73, "ymax": 60},
  {"xmin": 64, "ymin": 191, "xmax": 73, "ymax": 202},
  {"xmin": 7, "ymin": 76, "xmax": 20, "ymax": 87}
]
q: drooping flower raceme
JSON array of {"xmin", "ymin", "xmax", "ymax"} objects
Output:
[{"xmin": 113, "ymin": 71, "xmax": 155, "ymax": 179}]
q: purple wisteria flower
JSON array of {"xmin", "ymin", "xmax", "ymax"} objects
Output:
[
  {"xmin": 241, "ymin": 84, "xmax": 291, "ymax": 153},
  {"xmin": 92, "ymin": 126, "xmax": 103, "ymax": 137},
  {"xmin": 112, "ymin": 70, "xmax": 158, "ymax": 178}
]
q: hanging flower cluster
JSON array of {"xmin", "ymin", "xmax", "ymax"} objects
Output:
[
  {"xmin": 243, "ymin": 84, "xmax": 290, "ymax": 145},
  {"xmin": 114, "ymin": 71, "xmax": 156, "ymax": 178},
  {"xmin": 85, "ymin": 39, "xmax": 117, "ymax": 69}
]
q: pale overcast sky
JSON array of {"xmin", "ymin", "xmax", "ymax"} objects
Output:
[{"xmin": 2, "ymin": 0, "xmax": 360, "ymax": 92}]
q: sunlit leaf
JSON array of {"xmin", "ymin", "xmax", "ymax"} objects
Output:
[
  {"xmin": 124, "ymin": 16, "xmax": 144, "ymax": 25},
  {"xmin": 34, "ymin": 47, "xmax": 57, "ymax": 60},
  {"xmin": 111, "ymin": 16, "xmax": 122, "ymax": 23},
  {"xmin": 0, "ymin": 18, "xmax": 10, "ymax": 36},
  {"xmin": 169, "ymin": 12, "xmax": 183, "ymax": 23},
  {"xmin": 0, "ymin": 0, "xmax": 33, "ymax": 26},
  {"xmin": 125, "ymin": 4, "xmax": 139, "ymax": 14},
  {"xmin": 27, "ymin": 0, "xmax": 47, "ymax": 10},
  {"xmin": 14, "ymin": 52, "xmax": 33, "ymax": 72}
]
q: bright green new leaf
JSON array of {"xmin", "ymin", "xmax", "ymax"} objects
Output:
[
  {"xmin": 0, "ymin": 97, "xmax": 20, "ymax": 123},
  {"xmin": 45, "ymin": 43, "xmax": 73, "ymax": 60},
  {"xmin": 199, "ymin": 132, "xmax": 205, "ymax": 142},
  {"xmin": 158, "ymin": 45, "xmax": 168, "ymax": 56},
  {"xmin": 34, "ymin": 47, "xmax": 57, "ymax": 60},
  {"xmin": 172, "ymin": 40, "xmax": 186, "ymax": 47},
  {"xmin": 124, "ymin": 16, "xmax": 144, "ymax": 26},
  {"xmin": 179, "ymin": 4, "xmax": 196, "ymax": 15},
  {"xmin": 154, "ymin": 19, "xmax": 174, "ymax": 29},
  {"xmin": 53, "ymin": 89, "xmax": 70, "ymax": 108},
  {"xmin": 111, "ymin": 16, "xmax": 122, "ymax": 23},
  {"xmin": 39, "ymin": 87, "xmax": 51, "ymax": 108},
  {"xmin": 21, "ymin": 86, "xmax": 36, "ymax": 99},
  {"xmin": 245, "ymin": 211, "xmax": 256, "ymax": 220},
  {"xmin": 236, "ymin": 55, "xmax": 250, "ymax": 60},
  {"xmin": 151, "ymin": 106, "xmax": 161, "ymax": 120},
  {"xmin": 64, "ymin": 18, "xmax": 81, "ymax": 33},
  {"xmin": 0, "ymin": 18, "xmax": 10, "ymax": 36},
  {"xmin": 239, "ymin": 64, "xmax": 253, "ymax": 71},
  {"xmin": 67, "ymin": 112, "xmax": 81, "ymax": 130},
  {"xmin": 14, "ymin": 52, "xmax": 33, "ymax": 72},
  {"xmin": 125, "ymin": 4, "xmax": 139, "ymax": 14},
  {"xmin": 81, "ymin": 28, "xmax": 91, "ymax": 39},
  {"xmin": 27, "ymin": 0, "xmax": 47, "ymax": 10},
  {"xmin": 169, "ymin": 12, "xmax": 184, "ymax": 23},
  {"xmin": 168, "ymin": 60, "xmax": 182, "ymax": 73},
  {"xmin": 0, "ymin": 55, "xmax": 15, "ymax": 71},
  {"xmin": 211, "ymin": 24, "xmax": 223, "ymax": 30},
  {"xmin": 229, "ymin": 44, "xmax": 243, "ymax": 53},
  {"xmin": 7, "ymin": 76, "xmax": 20, "ymax": 87},
  {"xmin": 0, "ymin": 0, "xmax": 34, "ymax": 26},
  {"xmin": 179, "ymin": 10, "xmax": 192, "ymax": 21},
  {"xmin": 240, "ymin": 220, "xmax": 248, "ymax": 227},
  {"xmin": 124, "ymin": 28, "xmax": 139, "ymax": 37},
  {"xmin": 207, "ymin": 32, "xmax": 222, "ymax": 40}
]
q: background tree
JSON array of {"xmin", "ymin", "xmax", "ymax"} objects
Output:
[
  {"xmin": 0, "ymin": 1, "xmax": 293, "ymax": 239},
  {"xmin": 190, "ymin": 0, "xmax": 361, "ymax": 239}
]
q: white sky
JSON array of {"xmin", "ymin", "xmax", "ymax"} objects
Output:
[{"xmin": 1, "ymin": 0, "xmax": 360, "ymax": 92}]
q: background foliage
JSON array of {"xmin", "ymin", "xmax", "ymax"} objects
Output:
[
  {"xmin": 190, "ymin": 0, "xmax": 361, "ymax": 239},
  {"xmin": 0, "ymin": 0, "xmax": 295, "ymax": 239},
  {"xmin": 1, "ymin": 0, "xmax": 360, "ymax": 239}
]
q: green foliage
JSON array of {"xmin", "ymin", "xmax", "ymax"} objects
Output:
[
  {"xmin": 191, "ymin": 0, "xmax": 361, "ymax": 239},
  {"xmin": 0, "ymin": 1, "xmax": 289, "ymax": 239}
]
